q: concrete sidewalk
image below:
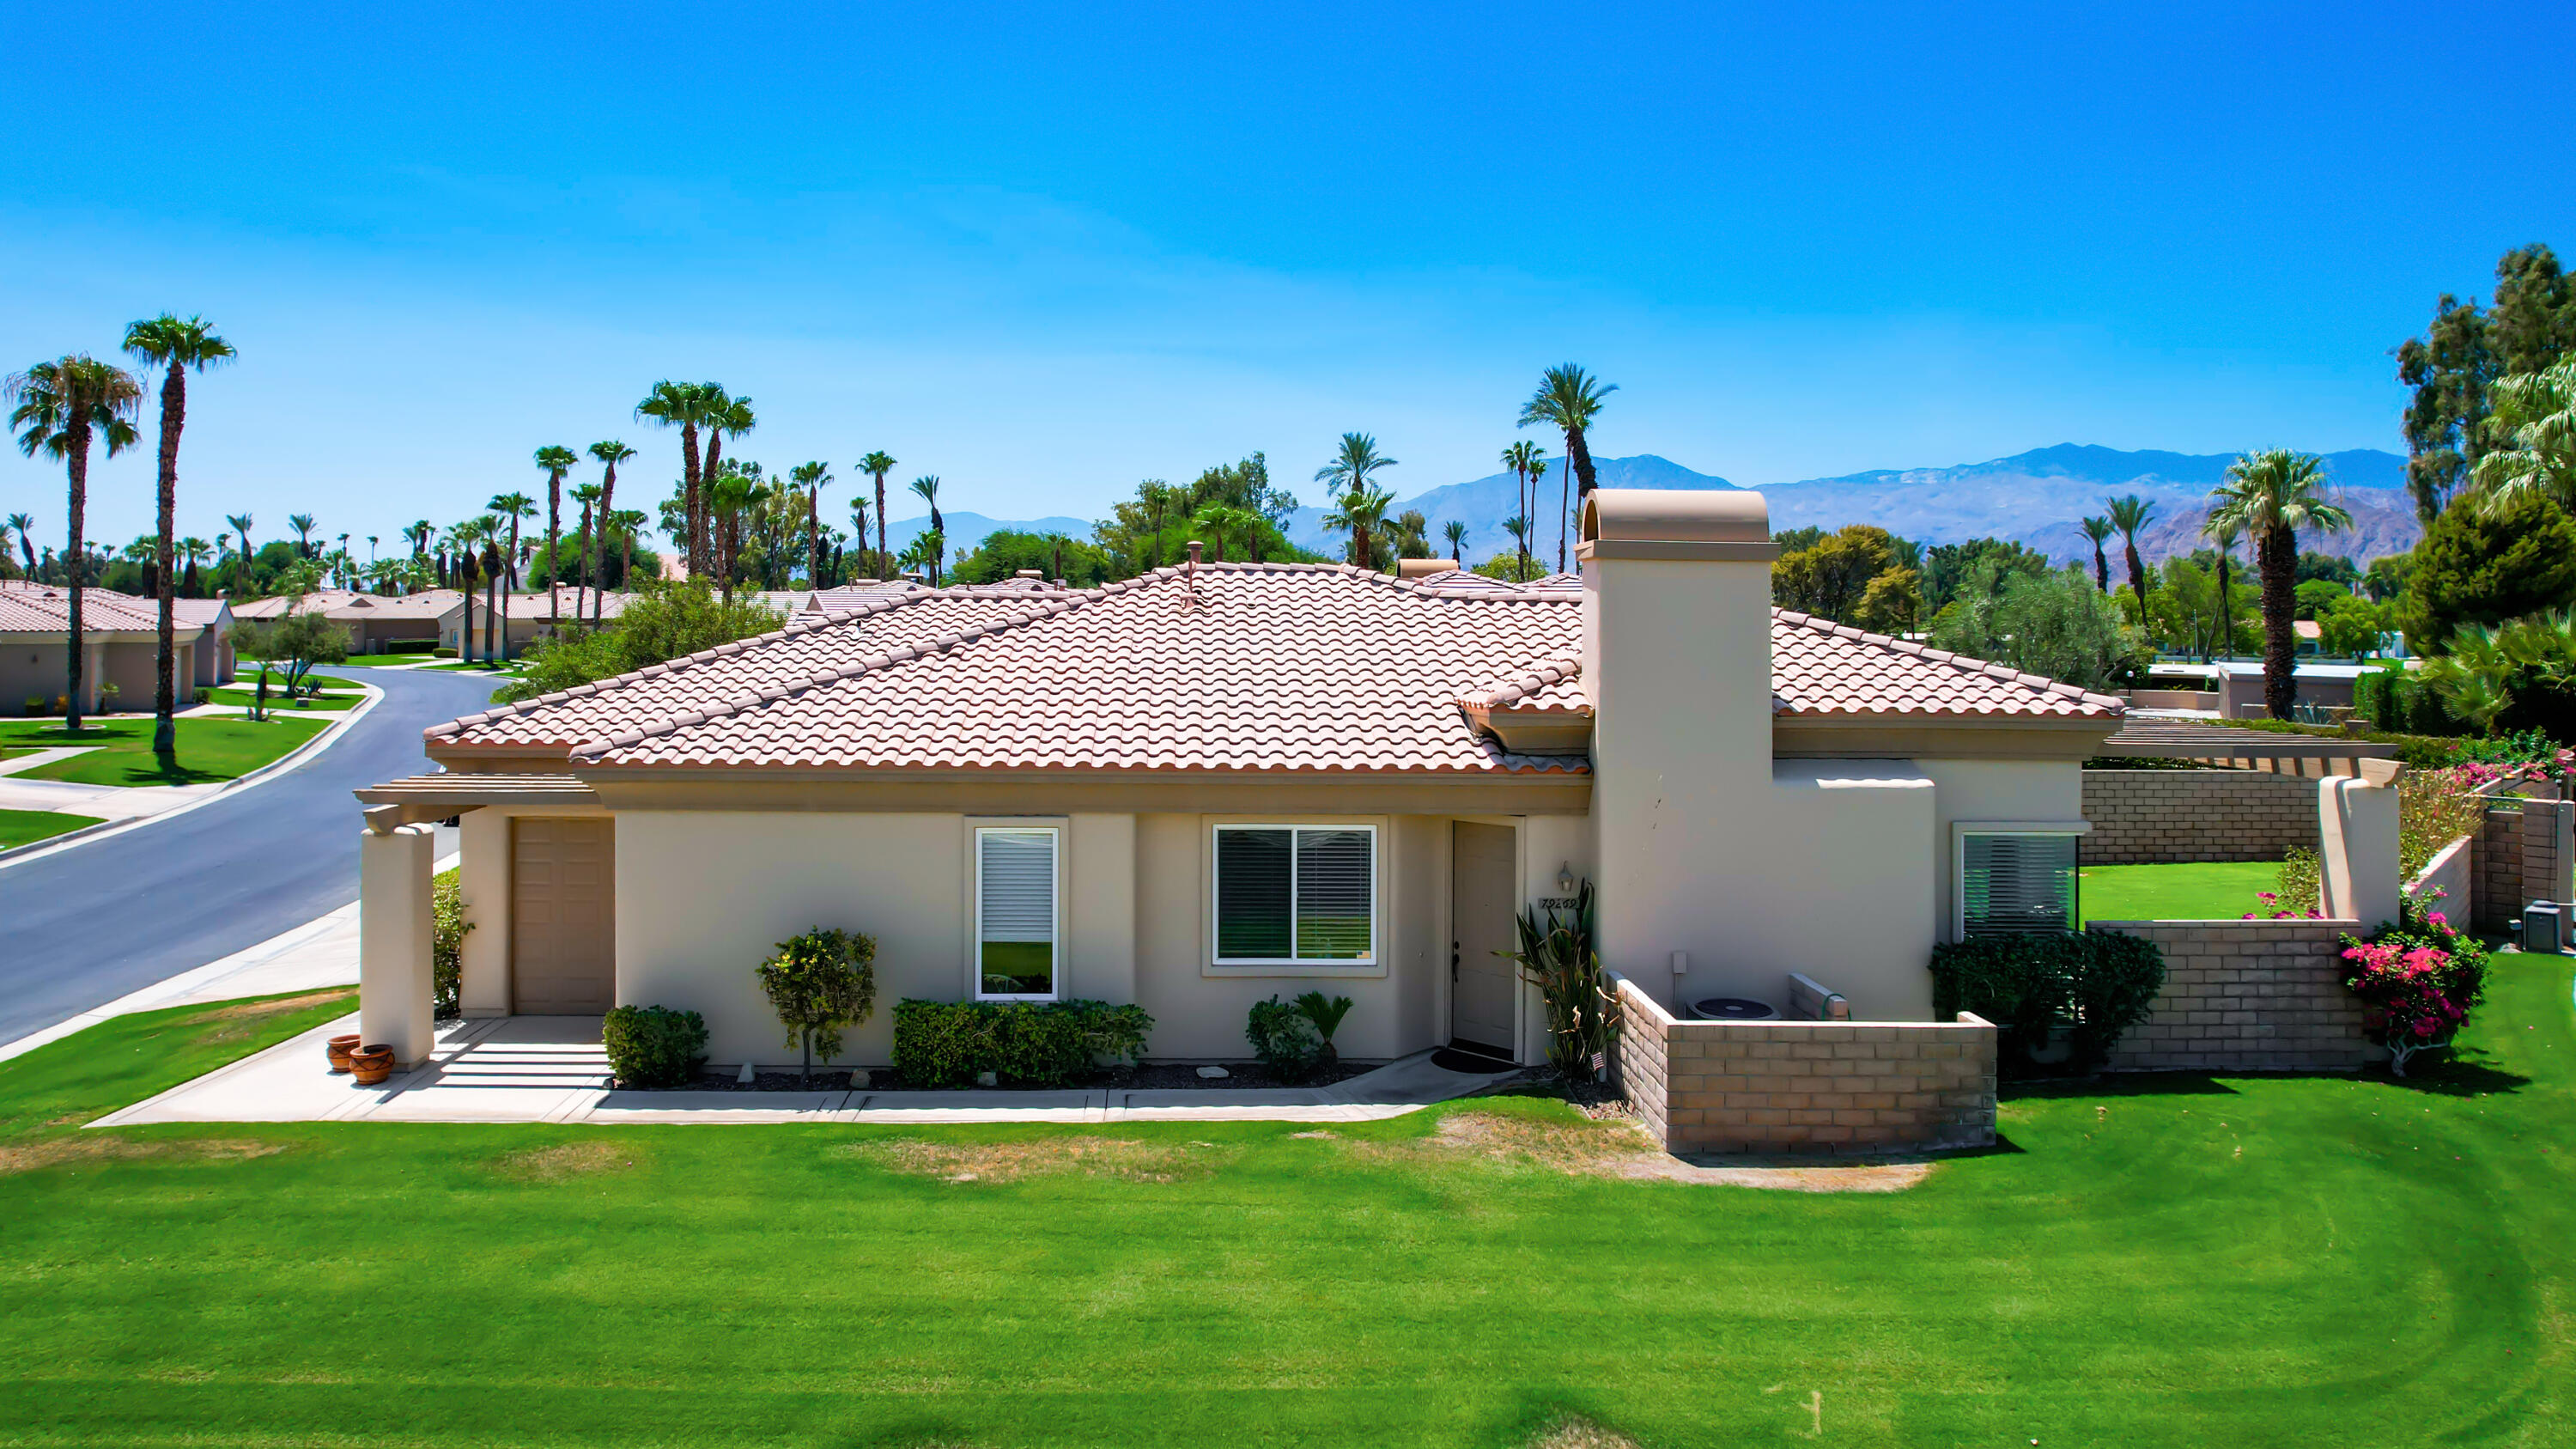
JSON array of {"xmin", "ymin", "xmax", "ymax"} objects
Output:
[{"xmin": 90, "ymin": 1014, "xmax": 1521, "ymax": 1128}]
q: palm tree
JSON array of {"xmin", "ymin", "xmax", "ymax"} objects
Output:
[
  {"xmin": 1314, "ymin": 434, "xmax": 1397, "ymax": 569},
  {"xmin": 1443, "ymin": 519, "xmax": 1469, "ymax": 563},
  {"xmin": 2208, "ymin": 451, "xmax": 2353, "ymax": 718},
  {"xmin": 2464, "ymin": 356, "xmax": 2576, "ymax": 517},
  {"xmin": 585, "ymin": 441, "xmax": 635, "ymax": 623},
  {"xmin": 8, "ymin": 356, "xmax": 143, "ymax": 730},
  {"xmin": 791, "ymin": 461, "xmax": 831, "ymax": 586},
  {"xmin": 6, "ymin": 512, "xmax": 33, "ymax": 575},
  {"xmin": 699, "ymin": 388, "xmax": 755, "ymax": 576},
  {"xmin": 570, "ymin": 482, "xmax": 604, "ymax": 620},
  {"xmin": 533, "ymin": 444, "xmax": 579, "ymax": 625},
  {"xmin": 636, "ymin": 381, "xmax": 714, "ymax": 577},
  {"xmin": 860, "ymin": 451, "xmax": 896, "ymax": 579},
  {"xmin": 178, "ymin": 536, "xmax": 210, "ymax": 595},
  {"xmin": 1321, "ymin": 483, "xmax": 1395, "ymax": 572},
  {"xmin": 611, "ymin": 508, "xmax": 647, "ymax": 592},
  {"xmin": 908, "ymin": 476, "xmax": 945, "ymax": 584},
  {"xmin": 488, "ymin": 492, "xmax": 534, "ymax": 658},
  {"xmin": 2104, "ymin": 495, "xmax": 2155, "ymax": 620},
  {"xmin": 2078, "ymin": 515, "xmax": 2114, "ymax": 594},
  {"xmin": 2202, "ymin": 516, "xmax": 2244, "ymax": 662},
  {"xmin": 225, "ymin": 512, "xmax": 254, "ymax": 591},
  {"xmin": 847, "ymin": 496, "xmax": 870, "ymax": 581},
  {"xmin": 1503, "ymin": 514, "xmax": 1533, "ymax": 571},
  {"xmin": 121, "ymin": 314, "xmax": 234, "ymax": 754},
  {"xmin": 1518, "ymin": 364, "xmax": 1616, "ymax": 571},
  {"xmin": 289, "ymin": 513, "xmax": 316, "ymax": 557},
  {"xmin": 1501, "ymin": 439, "xmax": 1543, "ymax": 575}
]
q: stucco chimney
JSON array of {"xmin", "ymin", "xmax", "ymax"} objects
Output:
[{"xmin": 1579, "ymin": 488, "xmax": 1779, "ymax": 1006}]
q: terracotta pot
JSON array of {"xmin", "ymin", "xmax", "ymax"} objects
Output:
[
  {"xmin": 349, "ymin": 1044, "xmax": 397, "ymax": 1087},
  {"xmin": 325, "ymin": 1034, "xmax": 363, "ymax": 1074}
]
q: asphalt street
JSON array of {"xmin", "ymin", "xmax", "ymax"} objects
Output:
[{"xmin": 0, "ymin": 666, "xmax": 502, "ymax": 1044}]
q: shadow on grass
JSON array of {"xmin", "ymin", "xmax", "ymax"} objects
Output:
[{"xmin": 2001, "ymin": 1051, "xmax": 2531, "ymax": 1103}]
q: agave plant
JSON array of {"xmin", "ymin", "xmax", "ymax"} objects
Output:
[
  {"xmin": 1509, "ymin": 879, "xmax": 1617, "ymax": 1081},
  {"xmin": 1291, "ymin": 991, "xmax": 1354, "ymax": 1070}
]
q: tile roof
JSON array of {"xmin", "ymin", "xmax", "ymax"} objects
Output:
[
  {"xmin": 1770, "ymin": 611, "xmax": 2125, "ymax": 718},
  {"xmin": 801, "ymin": 577, "xmax": 1066, "ymax": 614},
  {"xmin": 233, "ymin": 589, "xmax": 465, "ymax": 622},
  {"xmin": 426, "ymin": 567, "xmax": 2119, "ymax": 773},
  {"xmin": 0, "ymin": 586, "xmax": 161, "ymax": 635}
]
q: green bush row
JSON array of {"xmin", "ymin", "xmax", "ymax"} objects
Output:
[
  {"xmin": 2354, "ymin": 667, "xmax": 2474, "ymax": 739},
  {"xmin": 890, "ymin": 999, "xmax": 1154, "ymax": 1088},
  {"xmin": 1929, "ymin": 931, "xmax": 2166, "ymax": 1076}
]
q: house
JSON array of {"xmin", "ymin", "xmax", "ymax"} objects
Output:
[
  {"xmin": 0, "ymin": 582, "xmax": 209, "ymax": 715},
  {"xmin": 350, "ymin": 490, "xmax": 2124, "ymax": 1073},
  {"xmin": 234, "ymin": 589, "xmax": 466, "ymax": 655},
  {"xmin": 172, "ymin": 597, "xmax": 237, "ymax": 686}
]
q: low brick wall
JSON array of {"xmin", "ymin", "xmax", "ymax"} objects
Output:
[
  {"xmin": 2089, "ymin": 919, "xmax": 2372, "ymax": 1073},
  {"xmin": 1611, "ymin": 977, "xmax": 1996, "ymax": 1154},
  {"xmin": 2082, "ymin": 768, "xmax": 2320, "ymax": 864}
]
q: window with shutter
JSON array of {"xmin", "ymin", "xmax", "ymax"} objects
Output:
[
  {"xmin": 976, "ymin": 827, "xmax": 1058, "ymax": 998},
  {"xmin": 1960, "ymin": 832, "xmax": 2078, "ymax": 938},
  {"xmin": 1212, "ymin": 825, "xmax": 1376, "ymax": 965}
]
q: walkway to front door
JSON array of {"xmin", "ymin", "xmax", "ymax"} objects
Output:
[{"xmin": 1449, "ymin": 821, "xmax": 1517, "ymax": 1056}]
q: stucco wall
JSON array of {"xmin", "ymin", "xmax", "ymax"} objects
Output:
[
  {"xmin": 1922, "ymin": 758, "xmax": 2087, "ymax": 941},
  {"xmin": 2090, "ymin": 919, "xmax": 2372, "ymax": 1073},
  {"xmin": 2081, "ymin": 768, "xmax": 2318, "ymax": 864},
  {"xmin": 1611, "ymin": 975, "xmax": 1997, "ymax": 1154},
  {"xmin": 0, "ymin": 642, "xmax": 67, "ymax": 714}
]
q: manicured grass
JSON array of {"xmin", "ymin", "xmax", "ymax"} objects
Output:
[
  {"xmin": 204, "ymin": 685, "xmax": 360, "ymax": 712},
  {"xmin": 421, "ymin": 658, "xmax": 525, "ymax": 673},
  {"xmin": 2, "ymin": 965, "xmax": 2569, "ymax": 1446},
  {"xmin": 0, "ymin": 808, "xmax": 104, "ymax": 848},
  {"xmin": 240, "ymin": 667, "xmax": 360, "ymax": 691},
  {"xmin": 341, "ymin": 654, "xmax": 443, "ymax": 667},
  {"xmin": 0, "ymin": 715, "xmax": 327, "ymax": 786},
  {"xmin": 2081, "ymin": 859, "xmax": 2282, "ymax": 923}
]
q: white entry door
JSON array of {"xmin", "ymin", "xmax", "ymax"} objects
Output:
[{"xmin": 1449, "ymin": 822, "xmax": 1518, "ymax": 1055}]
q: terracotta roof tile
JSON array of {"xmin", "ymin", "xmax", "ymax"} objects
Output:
[{"xmin": 1770, "ymin": 610, "xmax": 2124, "ymax": 717}]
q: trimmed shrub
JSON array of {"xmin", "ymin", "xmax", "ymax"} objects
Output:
[
  {"xmin": 890, "ymin": 999, "xmax": 1154, "ymax": 1088},
  {"xmin": 1928, "ymin": 931, "xmax": 2166, "ymax": 1076},
  {"xmin": 1246, "ymin": 995, "xmax": 1327, "ymax": 1080},
  {"xmin": 603, "ymin": 1005, "xmax": 708, "ymax": 1087},
  {"xmin": 2340, "ymin": 896, "xmax": 2489, "ymax": 1077},
  {"xmin": 756, "ymin": 927, "xmax": 877, "ymax": 1086},
  {"xmin": 431, "ymin": 867, "xmax": 470, "ymax": 1019}
]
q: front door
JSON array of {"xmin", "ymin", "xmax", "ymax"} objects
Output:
[
  {"xmin": 1450, "ymin": 822, "xmax": 1518, "ymax": 1056},
  {"xmin": 512, "ymin": 817, "xmax": 617, "ymax": 1014}
]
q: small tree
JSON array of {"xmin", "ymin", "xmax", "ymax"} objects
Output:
[
  {"xmin": 266, "ymin": 609, "xmax": 349, "ymax": 699},
  {"xmin": 756, "ymin": 928, "xmax": 878, "ymax": 1087}
]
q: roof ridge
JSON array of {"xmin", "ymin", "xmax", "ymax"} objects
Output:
[
  {"xmin": 1457, "ymin": 654, "xmax": 1585, "ymax": 709},
  {"xmin": 563, "ymin": 587, "xmax": 1110, "ymax": 762},
  {"xmin": 1768, "ymin": 607, "xmax": 2126, "ymax": 712},
  {"xmin": 425, "ymin": 590, "xmax": 951, "ymax": 741}
]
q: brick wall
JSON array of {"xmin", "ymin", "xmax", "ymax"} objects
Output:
[
  {"xmin": 2476, "ymin": 806, "xmax": 2526, "ymax": 934},
  {"xmin": 2089, "ymin": 919, "xmax": 2372, "ymax": 1073},
  {"xmin": 2081, "ymin": 769, "xmax": 2319, "ymax": 864},
  {"xmin": 1611, "ymin": 977, "xmax": 1996, "ymax": 1154}
]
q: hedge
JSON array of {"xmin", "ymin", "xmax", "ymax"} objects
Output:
[
  {"xmin": 1928, "ymin": 931, "xmax": 2166, "ymax": 1076},
  {"xmin": 890, "ymin": 999, "xmax": 1154, "ymax": 1088}
]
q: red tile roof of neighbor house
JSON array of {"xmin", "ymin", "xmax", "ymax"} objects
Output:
[
  {"xmin": 233, "ymin": 589, "xmax": 466, "ymax": 622},
  {"xmin": 428, "ymin": 563, "xmax": 2120, "ymax": 775},
  {"xmin": 0, "ymin": 586, "xmax": 163, "ymax": 635}
]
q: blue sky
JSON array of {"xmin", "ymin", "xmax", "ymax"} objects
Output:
[{"xmin": 6, "ymin": 1, "xmax": 2571, "ymax": 555}]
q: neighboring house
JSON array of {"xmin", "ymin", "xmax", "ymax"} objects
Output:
[
  {"xmin": 173, "ymin": 597, "xmax": 236, "ymax": 687},
  {"xmin": 0, "ymin": 584, "xmax": 179, "ymax": 715},
  {"xmin": 234, "ymin": 589, "xmax": 466, "ymax": 655},
  {"xmin": 352, "ymin": 490, "xmax": 2123, "ymax": 1069}
]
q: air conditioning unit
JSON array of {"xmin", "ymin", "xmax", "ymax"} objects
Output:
[{"xmin": 2521, "ymin": 901, "xmax": 2567, "ymax": 955}]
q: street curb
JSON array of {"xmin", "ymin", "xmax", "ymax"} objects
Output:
[{"xmin": 0, "ymin": 679, "xmax": 385, "ymax": 873}]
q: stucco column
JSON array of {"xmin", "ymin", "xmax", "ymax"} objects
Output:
[
  {"xmin": 2320, "ymin": 769, "xmax": 2400, "ymax": 928},
  {"xmin": 360, "ymin": 822, "xmax": 438, "ymax": 1065}
]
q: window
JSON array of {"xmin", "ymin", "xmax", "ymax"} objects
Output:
[
  {"xmin": 1212, "ymin": 825, "xmax": 1376, "ymax": 965},
  {"xmin": 1959, "ymin": 831, "xmax": 2079, "ymax": 939},
  {"xmin": 975, "ymin": 827, "xmax": 1059, "ymax": 998}
]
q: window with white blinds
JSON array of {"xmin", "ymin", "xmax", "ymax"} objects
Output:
[
  {"xmin": 1213, "ymin": 825, "xmax": 1376, "ymax": 965},
  {"xmin": 1960, "ymin": 832, "xmax": 2079, "ymax": 939},
  {"xmin": 975, "ymin": 827, "xmax": 1059, "ymax": 998}
]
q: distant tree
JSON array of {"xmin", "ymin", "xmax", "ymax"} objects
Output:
[
  {"xmin": 2462, "ymin": 356, "xmax": 2576, "ymax": 520},
  {"xmin": 1773, "ymin": 525, "xmax": 1906, "ymax": 623},
  {"xmin": 2399, "ymin": 491, "xmax": 2576, "ymax": 654},
  {"xmin": 2079, "ymin": 515, "xmax": 2114, "ymax": 593},
  {"xmin": 1315, "ymin": 434, "xmax": 1398, "ymax": 569},
  {"xmin": 225, "ymin": 512, "xmax": 254, "ymax": 593},
  {"xmin": 2361, "ymin": 552, "xmax": 2415, "ymax": 604},
  {"xmin": 1769, "ymin": 526, "xmax": 1827, "ymax": 555},
  {"xmin": 570, "ymin": 482, "xmax": 603, "ymax": 615},
  {"xmin": 1386, "ymin": 508, "xmax": 1431, "ymax": 560},
  {"xmin": 636, "ymin": 381, "xmax": 713, "ymax": 576},
  {"xmin": 1518, "ymin": 364, "xmax": 1616, "ymax": 571},
  {"xmin": 2203, "ymin": 516, "xmax": 2245, "ymax": 658},
  {"xmin": 2396, "ymin": 244, "xmax": 2576, "ymax": 524},
  {"xmin": 1471, "ymin": 551, "xmax": 1552, "ymax": 583},
  {"xmin": 7, "ymin": 355, "xmax": 143, "ymax": 731},
  {"xmin": 789, "ymin": 460, "xmax": 831, "ymax": 586},
  {"xmin": 532, "ymin": 445, "xmax": 578, "ymax": 626},
  {"xmin": 1929, "ymin": 563, "xmax": 2149, "ymax": 693},
  {"xmin": 2103, "ymin": 495, "xmax": 2155, "ymax": 620},
  {"xmin": 6, "ymin": 512, "xmax": 33, "ymax": 575},
  {"xmin": 859, "ymin": 450, "xmax": 896, "ymax": 576},
  {"xmin": 2208, "ymin": 450, "xmax": 2353, "ymax": 717},
  {"xmin": 2317, "ymin": 595, "xmax": 2387, "ymax": 661},
  {"xmin": 1921, "ymin": 537, "xmax": 2050, "ymax": 615},
  {"xmin": 951, "ymin": 529, "xmax": 1115, "ymax": 587},
  {"xmin": 1500, "ymin": 439, "xmax": 1543, "ymax": 575},
  {"xmin": 585, "ymin": 441, "xmax": 635, "ymax": 624},
  {"xmin": 498, "ymin": 579, "xmax": 784, "ymax": 703},
  {"xmin": 697, "ymin": 387, "xmax": 755, "ymax": 575},
  {"xmin": 908, "ymin": 476, "xmax": 945, "ymax": 584},
  {"xmin": 123, "ymin": 314, "xmax": 234, "ymax": 757},
  {"xmin": 287, "ymin": 513, "xmax": 316, "ymax": 557},
  {"xmin": 2293, "ymin": 551, "xmax": 2361, "ymax": 589}
]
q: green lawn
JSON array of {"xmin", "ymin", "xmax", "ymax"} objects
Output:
[
  {"xmin": 0, "ymin": 715, "xmax": 328, "ymax": 786},
  {"xmin": 2081, "ymin": 860, "xmax": 2282, "ymax": 922},
  {"xmin": 204, "ymin": 685, "xmax": 361, "ymax": 713},
  {"xmin": 0, "ymin": 808, "xmax": 104, "ymax": 849},
  {"xmin": 341, "ymin": 654, "xmax": 444, "ymax": 667},
  {"xmin": 1, "ymin": 963, "xmax": 2569, "ymax": 1447},
  {"xmin": 238, "ymin": 668, "xmax": 360, "ymax": 691},
  {"xmin": 422, "ymin": 658, "xmax": 525, "ymax": 673}
]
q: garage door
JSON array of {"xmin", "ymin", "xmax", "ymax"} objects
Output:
[{"xmin": 512, "ymin": 818, "xmax": 616, "ymax": 1014}]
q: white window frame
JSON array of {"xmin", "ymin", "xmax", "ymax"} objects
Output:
[
  {"xmin": 1949, "ymin": 819, "xmax": 2090, "ymax": 942},
  {"xmin": 972, "ymin": 823, "xmax": 1063, "ymax": 1002},
  {"xmin": 1208, "ymin": 822, "xmax": 1381, "ymax": 971}
]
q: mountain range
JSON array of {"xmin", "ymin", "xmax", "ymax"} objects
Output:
[{"xmin": 876, "ymin": 443, "xmax": 2421, "ymax": 569}]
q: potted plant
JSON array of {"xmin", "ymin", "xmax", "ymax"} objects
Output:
[{"xmin": 347, "ymin": 1044, "xmax": 396, "ymax": 1086}]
